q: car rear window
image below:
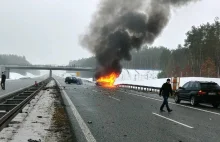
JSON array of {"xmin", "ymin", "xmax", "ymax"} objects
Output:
[{"xmin": 200, "ymin": 83, "xmax": 220, "ymax": 90}]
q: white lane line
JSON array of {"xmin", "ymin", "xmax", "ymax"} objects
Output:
[
  {"xmin": 152, "ymin": 112, "xmax": 194, "ymax": 129},
  {"xmin": 56, "ymin": 80, "xmax": 96, "ymax": 142},
  {"xmin": 109, "ymin": 96, "xmax": 120, "ymax": 101},
  {"xmin": 92, "ymin": 90, "xmax": 98, "ymax": 93},
  {"xmin": 120, "ymin": 90, "xmax": 220, "ymax": 116}
]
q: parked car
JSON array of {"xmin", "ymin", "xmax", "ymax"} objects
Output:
[
  {"xmin": 65, "ymin": 76, "xmax": 83, "ymax": 85},
  {"xmin": 174, "ymin": 81, "xmax": 220, "ymax": 108}
]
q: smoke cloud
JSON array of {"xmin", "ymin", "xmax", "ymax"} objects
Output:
[{"xmin": 81, "ymin": 0, "xmax": 200, "ymax": 79}]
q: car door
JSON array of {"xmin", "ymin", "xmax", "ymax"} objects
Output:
[
  {"xmin": 178, "ymin": 82, "xmax": 190, "ymax": 99},
  {"xmin": 185, "ymin": 82, "xmax": 198, "ymax": 100},
  {"xmin": 189, "ymin": 82, "xmax": 200, "ymax": 99},
  {"xmin": 72, "ymin": 77, "xmax": 77, "ymax": 83}
]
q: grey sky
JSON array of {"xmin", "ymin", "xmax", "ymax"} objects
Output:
[{"xmin": 0, "ymin": 0, "xmax": 219, "ymax": 65}]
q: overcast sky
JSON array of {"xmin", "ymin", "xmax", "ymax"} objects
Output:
[{"xmin": 0, "ymin": 0, "xmax": 219, "ymax": 65}]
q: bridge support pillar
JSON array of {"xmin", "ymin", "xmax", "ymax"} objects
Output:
[
  {"xmin": 49, "ymin": 70, "xmax": 52, "ymax": 78},
  {"xmin": 5, "ymin": 68, "xmax": 10, "ymax": 79}
]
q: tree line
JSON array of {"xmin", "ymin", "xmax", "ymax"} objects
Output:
[
  {"xmin": 69, "ymin": 46, "xmax": 165, "ymax": 70},
  {"xmin": 159, "ymin": 19, "xmax": 220, "ymax": 78},
  {"xmin": 70, "ymin": 19, "xmax": 220, "ymax": 78},
  {"xmin": 0, "ymin": 54, "xmax": 40, "ymax": 75}
]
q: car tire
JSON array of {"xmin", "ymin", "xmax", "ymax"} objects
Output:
[
  {"xmin": 190, "ymin": 96, "xmax": 198, "ymax": 106},
  {"xmin": 174, "ymin": 94, "xmax": 181, "ymax": 103},
  {"xmin": 212, "ymin": 103, "xmax": 219, "ymax": 108}
]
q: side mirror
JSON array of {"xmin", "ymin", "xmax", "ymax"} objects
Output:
[{"xmin": 179, "ymin": 87, "xmax": 185, "ymax": 90}]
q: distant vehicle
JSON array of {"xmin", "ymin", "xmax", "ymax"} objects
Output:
[
  {"xmin": 174, "ymin": 81, "xmax": 220, "ymax": 108},
  {"xmin": 65, "ymin": 76, "xmax": 83, "ymax": 85}
]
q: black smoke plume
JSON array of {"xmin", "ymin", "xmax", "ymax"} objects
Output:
[{"xmin": 81, "ymin": 0, "xmax": 200, "ymax": 79}]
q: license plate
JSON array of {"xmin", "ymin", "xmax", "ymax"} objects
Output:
[{"xmin": 208, "ymin": 92, "xmax": 216, "ymax": 95}]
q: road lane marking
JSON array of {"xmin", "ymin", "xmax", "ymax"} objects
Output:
[
  {"xmin": 152, "ymin": 112, "xmax": 194, "ymax": 129},
  {"xmin": 92, "ymin": 90, "xmax": 98, "ymax": 93},
  {"xmin": 109, "ymin": 96, "xmax": 120, "ymax": 101},
  {"xmin": 56, "ymin": 80, "xmax": 96, "ymax": 142},
  {"xmin": 120, "ymin": 90, "xmax": 220, "ymax": 116}
]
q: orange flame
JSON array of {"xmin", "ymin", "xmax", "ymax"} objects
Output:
[{"xmin": 96, "ymin": 72, "xmax": 119, "ymax": 88}]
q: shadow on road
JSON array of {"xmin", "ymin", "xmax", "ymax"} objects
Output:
[{"xmin": 179, "ymin": 102, "xmax": 220, "ymax": 112}]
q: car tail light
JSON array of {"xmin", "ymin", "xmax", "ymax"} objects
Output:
[{"xmin": 198, "ymin": 90, "xmax": 206, "ymax": 95}]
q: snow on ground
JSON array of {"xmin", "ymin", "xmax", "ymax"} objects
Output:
[
  {"xmin": 0, "ymin": 80, "xmax": 57, "ymax": 142},
  {"xmin": 52, "ymin": 69, "xmax": 220, "ymax": 87},
  {"xmin": 10, "ymin": 81, "xmax": 56, "ymax": 142},
  {"xmin": 9, "ymin": 72, "xmax": 45, "ymax": 80},
  {"xmin": 53, "ymin": 70, "xmax": 76, "ymax": 78},
  {"xmin": 0, "ymin": 91, "xmax": 45, "ymax": 141},
  {"xmin": 115, "ymin": 69, "xmax": 220, "ymax": 87},
  {"xmin": 116, "ymin": 69, "xmax": 160, "ymax": 82},
  {"xmin": 53, "ymin": 69, "xmax": 159, "ymax": 83},
  {"xmin": 9, "ymin": 73, "xmax": 25, "ymax": 80},
  {"xmin": 115, "ymin": 77, "xmax": 220, "ymax": 88}
]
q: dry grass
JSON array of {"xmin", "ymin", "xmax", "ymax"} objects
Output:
[{"xmin": 47, "ymin": 86, "xmax": 75, "ymax": 142}]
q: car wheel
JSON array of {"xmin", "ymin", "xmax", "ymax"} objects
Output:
[
  {"xmin": 190, "ymin": 96, "xmax": 198, "ymax": 106},
  {"xmin": 174, "ymin": 94, "xmax": 181, "ymax": 103},
  {"xmin": 212, "ymin": 103, "xmax": 219, "ymax": 108}
]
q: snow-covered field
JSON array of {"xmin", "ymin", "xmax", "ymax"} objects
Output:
[
  {"xmin": 115, "ymin": 70, "xmax": 220, "ymax": 87},
  {"xmin": 53, "ymin": 69, "xmax": 220, "ymax": 88},
  {"xmin": 53, "ymin": 71, "xmax": 76, "ymax": 79},
  {"xmin": 116, "ymin": 69, "xmax": 160, "ymax": 82},
  {"xmin": 10, "ymin": 72, "xmax": 43, "ymax": 80}
]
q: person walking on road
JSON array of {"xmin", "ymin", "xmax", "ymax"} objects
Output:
[
  {"xmin": 1, "ymin": 72, "xmax": 6, "ymax": 90},
  {"xmin": 159, "ymin": 78, "xmax": 173, "ymax": 112}
]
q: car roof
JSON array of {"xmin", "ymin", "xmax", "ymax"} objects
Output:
[{"xmin": 189, "ymin": 81, "xmax": 217, "ymax": 84}]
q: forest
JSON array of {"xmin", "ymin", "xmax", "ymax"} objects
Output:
[
  {"xmin": 70, "ymin": 19, "xmax": 220, "ymax": 78},
  {"xmin": 0, "ymin": 54, "xmax": 40, "ymax": 75}
]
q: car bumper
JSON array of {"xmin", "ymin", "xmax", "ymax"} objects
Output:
[{"xmin": 196, "ymin": 95, "xmax": 220, "ymax": 103}]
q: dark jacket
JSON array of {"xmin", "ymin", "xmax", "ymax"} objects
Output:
[
  {"xmin": 159, "ymin": 82, "xmax": 173, "ymax": 97},
  {"xmin": 1, "ymin": 74, "xmax": 6, "ymax": 82}
]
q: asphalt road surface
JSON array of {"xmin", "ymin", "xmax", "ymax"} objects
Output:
[
  {"xmin": 0, "ymin": 76, "xmax": 47, "ymax": 96},
  {"xmin": 56, "ymin": 77, "xmax": 220, "ymax": 142}
]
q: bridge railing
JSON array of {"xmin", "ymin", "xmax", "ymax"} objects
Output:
[
  {"xmin": 117, "ymin": 84, "xmax": 161, "ymax": 93},
  {"xmin": 2, "ymin": 64, "xmax": 94, "ymax": 69}
]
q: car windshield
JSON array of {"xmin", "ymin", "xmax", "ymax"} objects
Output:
[{"xmin": 200, "ymin": 83, "xmax": 220, "ymax": 90}]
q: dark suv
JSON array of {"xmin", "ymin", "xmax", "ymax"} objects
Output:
[
  {"xmin": 174, "ymin": 81, "xmax": 220, "ymax": 108},
  {"xmin": 65, "ymin": 76, "xmax": 83, "ymax": 85}
]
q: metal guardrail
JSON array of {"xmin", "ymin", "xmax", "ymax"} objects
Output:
[
  {"xmin": 117, "ymin": 84, "xmax": 161, "ymax": 93},
  {"xmin": 0, "ymin": 78, "xmax": 50, "ymax": 131}
]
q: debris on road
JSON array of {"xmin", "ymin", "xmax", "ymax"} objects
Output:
[
  {"xmin": 28, "ymin": 139, "xmax": 41, "ymax": 142},
  {"xmin": 88, "ymin": 121, "xmax": 93, "ymax": 124}
]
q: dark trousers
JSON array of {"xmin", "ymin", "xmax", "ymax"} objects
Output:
[
  {"xmin": 160, "ymin": 95, "xmax": 170, "ymax": 111},
  {"xmin": 1, "ymin": 81, "xmax": 5, "ymax": 90}
]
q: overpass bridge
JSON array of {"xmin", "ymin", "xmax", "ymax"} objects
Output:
[{"xmin": 0, "ymin": 65, "xmax": 95, "ymax": 79}]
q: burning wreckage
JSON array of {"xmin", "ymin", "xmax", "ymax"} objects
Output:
[
  {"xmin": 95, "ymin": 72, "xmax": 119, "ymax": 87},
  {"xmin": 81, "ymin": 0, "xmax": 200, "ymax": 87}
]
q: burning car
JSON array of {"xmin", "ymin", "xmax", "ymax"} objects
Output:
[{"xmin": 95, "ymin": 72, "xmax": 119, "ymax": 88}]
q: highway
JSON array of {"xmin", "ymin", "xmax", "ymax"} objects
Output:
[
  {"xmin": 55, "ymin": 77, "xmax": 220, "ymax": 142},
  {"xmin": 2, "ymin": 77, "xmax": 219, "ymax": 142},
  {"xmin": 0, "ymin": 76, "xmax": 47, "ymax": 97}
]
